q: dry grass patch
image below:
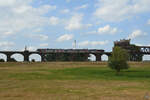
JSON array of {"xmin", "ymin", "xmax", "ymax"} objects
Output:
[
  {"xmin": 0, "ymin": 80, "xmax": 149, "ymax": 100},
  {"xmin": 0, "ymin": 62, "xmax": 150, "ymax": 100}
]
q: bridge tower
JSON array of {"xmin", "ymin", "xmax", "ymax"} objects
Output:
[
  {"xmin": 7, "ymin": 53, "xmax": 12, "ymax": 62},
  {"xmin": 95, "ymin": 54, "xmax": 102, "ymax": 61},
  {"xmin": 114, "ymin": 39, "xmax": 143, "ymax": 61},
  {"xmin": 23, "ymin": 46, "xmax": 30, "ymax": 62}
]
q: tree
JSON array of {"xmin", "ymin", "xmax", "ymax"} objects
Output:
[
  {"xmin": 0, "ymin": 59, "xmax": 5, "ymax": 62},
  {"xmin": 108, "ymin": 46, "xmax": 129, "ymax": 75},
  {"xmin": 31, "ymin": 59, "xmax": 35, "ymax": 62},
  {"xmin": 10, "ymin": 58, "xmax": 17, "ymax": 62}
]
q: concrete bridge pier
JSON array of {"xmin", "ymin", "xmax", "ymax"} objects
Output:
[
  {"xmin": 95, "ymin": 54, "xmax": 102, "ymax": 61},
  {"xmin": 41, "ymin": 54, "xmax": 45, "ymax": 62},
  {"xmin": 23, "ymin": 51, "xmax": 30, "ymax": 62},
  {"xmin": 7, "ymin": 54, "xmax": 12, "ymax": 62},
  {"xmin": 107, "ymin": 54, "xmax": 111, "ymax": 61},
  {"xmin": 24, "ymin": 54, "xmax": 29, "ymax": 62}
]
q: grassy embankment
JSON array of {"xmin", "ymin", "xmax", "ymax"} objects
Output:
[{"xmin": 0, "ymin": 62, "xmax": 150, "ymax": 100}]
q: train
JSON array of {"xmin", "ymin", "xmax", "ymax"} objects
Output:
[{"xmin": 37, "ymin": 49, "xmax": 105, "ymax": 53}]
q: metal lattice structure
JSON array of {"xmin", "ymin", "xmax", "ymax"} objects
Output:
[
  {"xmin": 114, "ymin": 39, "xmax": 150, "ymax": 61},
  {"xmin": 140, "ymin": 46, "xmax": 150, "ymax": 55}
]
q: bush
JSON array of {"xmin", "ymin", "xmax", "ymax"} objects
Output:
[
  {"xmin": 108, "ymin": 46, "xmax": 129, "ymax": 75},
  {"xmin": 10, "ymin": 58, "xmax": 17, "ymax": 62},
  {"xmin": 0, "ymin": 59, "xmax": 5, "ymax": 62},
  {"xmin": 31, "ymin": 59, "xmax": 35, "ymax": 62}
]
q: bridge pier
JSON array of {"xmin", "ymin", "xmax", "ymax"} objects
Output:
[
  {"xmin": 7, "ymin": 54, "xmax": 12, "ymax": 62},
  {"xmin": 106, "ymin": 54, "xmax": 111, "ymax": 61},
  {"xmin": 41, "ymin": 54, "xmax": 45, "ymax": 62},
  {"xmin": 24, "ymin": 54, "xmax": 29, "ymax": 62},
  {"xmin": 23, "ymin": 51, "xmax": 30, "ymax": 62},
  {"xmin": 0, "ymin": 49, "xmax": 112, "ymax": 62},
  {"xmin": 95, "ymin": 54, "xmax": 102, "ymax": 61}
]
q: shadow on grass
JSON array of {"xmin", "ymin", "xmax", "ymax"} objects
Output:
[
  {"xmin": 48, "ymin": 67, "xmax": 150, "ymax": 81},
  {"xmin": 3, "ymin": 67, "xmax": 150, "ymax": 81}
]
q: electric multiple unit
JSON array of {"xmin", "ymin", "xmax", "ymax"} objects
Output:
[{"xmin": 37, "ymin": 49, "xmax": 104, "ymax": 53}]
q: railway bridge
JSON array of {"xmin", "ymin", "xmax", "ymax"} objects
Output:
[
  {"xmin": 114, "ymin": 39, "xmax": 150, "ymax": 61},
  {"xmin": 140, "ymin": 46, "xmax": 150, "ymax": 55},
  {"xmin": 0, "ymin": 49, "xmax": 111, "ymax": 62},
  {"xmin": 0, "ymin": 50, "xmax": 45, "ymax": 62},
  {"xmin": 0, "ymin": 39, "xmax": 149, "ymax": 62}
]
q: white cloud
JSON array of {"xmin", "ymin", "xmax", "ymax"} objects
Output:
[
  {"xmin": 2, "ymin": 31, "xmax": 15, "ymax": 37},
  {"xmin": 39, "ymin": 43, "xmax": 49, "ymax": 47},
  {"xmin": 61, "ymin": 9, "xmax": 70, "ymax": 14},
  {"xmin": 98, "ymin": 25, "xmax": 117, "ymax": 34},
  {"xmin": 88, "ymin": 25, "xmax": 118, "ymax": 35},
  {"xmin": 128, "ymin": 30, "xmax": 147, "ymax": 39},
  {"xmin": 66, "ymin": 0, "xmax": 70, "ymax": 3},
  {"xmin": 148, "ymin": 19, "xmax": 150, "ymax": 25},
  {"xmin": 0, "ymin": 0, "xmax": 17, "ymax": 7},
  {"xmin": 94, "ymin": 0, "xmax": 150, "ymax": 22},
  {"xmin": 135, "ymin": 43, "xmax": 143, "ymax": 46},
  {"xmin": 135, "ymin": 43, "xmax": 150, "ymax": 46},
  {"xmin": 12, "ymin": 4, "xmax": 56, "ymax": 14},
  {"xmin": 65, "ymin": 14, "xmax": 83, "ymax": 31},
  {"xmin": 57, "ymin": 34, "xmax": 74, "ymax": 42},
  {"xmin": 87, "ymin": 31, "xmax": 97, "ymax": 34},
  {"xmin": 27, "ymin": 46, "xmax": 37, "ymax": 51},
  {"xmin": 78, "ymin": 41, "xmax": 89, "ymax": 47},
  {"xmin": 86, "ymin": 24, "xmax": 93, "ymax": 28},
  {"xmin": 49, "ymin": 16, "xmax": 59, "ymax": 25},
  {"xmin": 65, "ymin": 14, "xmax": 91, "ymax": 31},
  {"xmin": 0, "ymin": 41, "xmax": 15, "ymax": 48},
  {"xmin": 78, "ymin": 40, "xmax": 108, "ymax": 47},
  {"xmin": 75, "ymin": 4, "xmax": 88, "ymax": 10},
  {"xmin": 0, "ymin": 0, "xmax": 56, "ymax": 37},
  {"xmin": 28, "ymin": 34, "xmax": 48, "ymax": 41},
  {"xmin": 33, "ymin": 28, "xmax": 42, "ymax": 32},
  {"xmin": 12, "ymin": 5, "xmax": 32, "ymax": 14}
]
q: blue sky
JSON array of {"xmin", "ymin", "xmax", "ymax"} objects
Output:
[{"xmin": 0, "ymin": 0, "xmax": 150, "ymax": 61}]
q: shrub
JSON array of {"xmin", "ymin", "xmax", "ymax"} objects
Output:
[
  {"xmin": 108, "ymin": 46, "xmax": 129, "ymax": 75},
  {"xmin": 31, "ymin": 59, "xmax": 35, "ymax": 62},
  {"xmin": 0, "ymin": 59, "xmax": 5, "ymax": 62},
  {"xmin": 10, "ymin": 58, "xmax": 17, "ymax": 62}
]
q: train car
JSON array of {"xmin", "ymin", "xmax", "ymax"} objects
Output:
[
  {"xmin": 37, "ymin": 49, "xmax": 104, "ymax": 53},
  {"xmin": 89, "ymin": 49, "xmax": 104, "ymax": 53}
]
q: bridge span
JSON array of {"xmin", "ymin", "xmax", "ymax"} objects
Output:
[
  {"xmin": 139, "ymin": 46, "xmax": 150, "ymax": 55},
  {"xmin": 0, "ymin": 49, "xmax": 111, "ymax": 62},
  {"xmin": 0, "ymin": 40, "xmax": 149, "ymax": 62},
  {"xmin": 0, "ymin": 51, "xmax": 45, "ymax": 62}
]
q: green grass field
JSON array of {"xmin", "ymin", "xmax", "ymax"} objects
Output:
[{"xmin": 0, "ymin": 62, "xmax": 150, "ymax": 100}]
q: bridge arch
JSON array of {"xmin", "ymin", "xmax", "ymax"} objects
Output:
[
  {"xmin": 11, "ymin": 53, "xmax": 24, "ymax": 62},
  {"xmin": 101, "ymin": 54, "xmax": 108, "ymax": 61},
  {"xmin": 0, "ymin": 53, "xmax": 7, "ymax": 62},
  {"xmin": 29, "ymin": 53, "xmax": 42, "ymax": 62},
  {"xmin": 88, "ymin": 54, "xmax": 96, "ymax": 61}
]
